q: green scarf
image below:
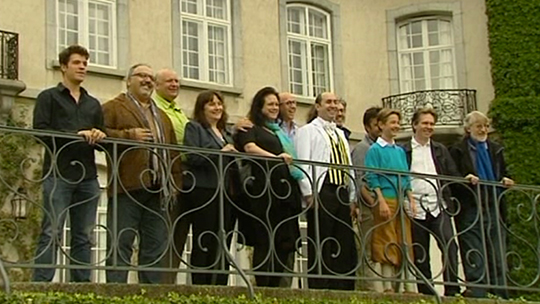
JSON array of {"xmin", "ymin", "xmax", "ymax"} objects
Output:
[{"xmin": 265, "ymin": 122, "xmax": 304, "ymax": 180}]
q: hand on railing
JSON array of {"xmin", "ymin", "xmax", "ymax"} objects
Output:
[
  {"xmin": 221, "ymin": 143, "xmax": 238, "ymax": 152},
  {"xmin": 77, "ymin": 128, "xmax": 106, "ymax": 145},
  {"xmin": 501, "ymin": 177, "xmax": 514, "ymax": 187},
  {"xmin": 277, "ymin": 152, "xmax": 293, "ymax": 165},
  {"xmin": 464, "ymin": 174, "xmax": 479, "ymax": 185}
]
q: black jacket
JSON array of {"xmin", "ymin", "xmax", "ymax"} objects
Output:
[
  {"xmin": 449, "ymin": 137, "xmax": 508, "ymax": 218},
  {"xmin": 403, "ymin": 139, "xmax": 460, "ymax": 213},
  {"xmin": 183, "ymin": 120, "xmax": 239, "ymax": 190}
]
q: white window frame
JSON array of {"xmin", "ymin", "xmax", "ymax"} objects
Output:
[
  {"xmin": 55, "ymin": 0, "xmax": 118, "ymax": 69},
  {"xmin": 179, "ymin": 0, "xmax": 233, "ymax": 86},
  {"xmin": 286, "ymin": 4, "xmax": 334, "ymax": 98},
  {"xmin": 396, "ymin": 16, "xmax": 457, "ymax": 93}
]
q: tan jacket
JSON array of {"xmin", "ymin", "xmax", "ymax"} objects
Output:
[{"xmin": 102, "ymin": 93, "xmax": 182, "ymax": 196}]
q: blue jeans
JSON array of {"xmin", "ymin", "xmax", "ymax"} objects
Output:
[
  {"xmin": 105, "ymin": 189, "xmax": 167, "ymax": 284},
  {"xmin": 33, "ymin": 176, "xmax": 100, "ymax": 282}
]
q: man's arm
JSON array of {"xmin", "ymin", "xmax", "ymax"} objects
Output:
[{"xmin": 294, "ymin": 126, "xmax": 313, "ymax": 197}]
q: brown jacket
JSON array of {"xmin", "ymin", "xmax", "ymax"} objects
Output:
[{"xmin": 102, "ymin": 93, "xmax": 182, "ymax": 196}]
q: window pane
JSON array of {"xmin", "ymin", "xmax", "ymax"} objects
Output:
[
  {"xmin": 182, "ymin": 0, "xmax": 199, "ymax": 14},
  {"xmin": 208, "ymin": 25, "xmax": 228, "ymax": 84},
  {"xmin": 87, "ymin": 1, "xmax": 113, "ymax": 66},
  {"xmin": 288, "ymin": 39, "xmax": 306, "ymax": 95},
  {"xmin": 308, "ymin": 9, "xmax": 327, "ymax": 39},
  {"xmin": 414, "ymin": 66, "xmax": 425, "ymax": 79},
  {"xmin": 427, "ymin": 19, "xmax": 438, "ymax": 32},
  {"xmin": 67, "ymin": 31, "xmax": 78, "ymax": 45},
  {"xmin": 413, "ymin": 52, "xmax": 423, "ymax": 65},
  {"xmin": 429, "ymin": 50, "xmax": 440, "ymax": 63},
  {"xmin": 428, "ymin": 33, "xmax": 439, "ymax": 46},
  {"xmin": 182, "ymin": 20, "xmax": 200, "ymax": 80},
  {"xmin": 287, "ymin": 7, "xmax": 305, "ymax": 34},
  {"xmin": 411, "ymin": 21, "xmax": 422, "ymax": 34},
  {"xmin": 206, "ymin": 0, "xmax": 227, "ymax": 20},
  {"xmin": 412, "ymin": 34, "xmax": 422, "ymax": 48},
  {"xmin": 311, "ymin": 43, "xmax": 329, "ymax": 96},
  {"xmin": 67, "ymin": 15, "xmax": 78, "ymax": 30}
]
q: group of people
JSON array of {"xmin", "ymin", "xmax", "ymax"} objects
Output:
[{"xmin": 30, "ymin": 45, "xmax": 514, "ymax": 298}]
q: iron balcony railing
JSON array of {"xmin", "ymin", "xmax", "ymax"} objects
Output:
[
  {"xmin": 0, "ymin": 30, "xmax": 19, "ymax": 80},
  {"xmin": 0, "ymin": 125, "xmax": 539, "ymax": 302},
  {"xmin": 382, "ymin": 89, "xmax": 477, "ymax": 129}
]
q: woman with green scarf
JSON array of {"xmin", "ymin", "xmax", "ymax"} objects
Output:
[{"xmin": 234, "ymin": 86, "xmax": 303, "ymax": 287}]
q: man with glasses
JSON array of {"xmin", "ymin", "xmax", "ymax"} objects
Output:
[{"xmin": 102, "ymin": 63, "xmax": 182, "ymax": 283}]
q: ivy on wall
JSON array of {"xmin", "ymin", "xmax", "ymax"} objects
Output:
[
  {"xmin": 486, "ymin": 0, "xmax": 540, "ymax": 97},
  {"xmin": 487, "ymin": 0, "xmax": 540, "ymax": 300},
  {"xmin": 0, "ymin": 113, "xmax": 42, "ymax": 281}
]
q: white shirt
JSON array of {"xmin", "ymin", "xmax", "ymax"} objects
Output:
[
  {"xmin": 295, "ymin": 117, "xmax": 356, "ymax": 203},
  {"xmin": 410, "ymin": 137, "xmax": 443, "ymax": 220}
]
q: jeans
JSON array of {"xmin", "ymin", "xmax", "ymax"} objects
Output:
[
  {"xmin": 105, "ymin": 189, "xmax": 167, "ymax": 284},
  {"xmin": 455, "ymin": 202, "xmax": 508, "ymax": 298},
  {"xmin": 33, "ymin": 176, "xmax": 100, "ymax": 282}
]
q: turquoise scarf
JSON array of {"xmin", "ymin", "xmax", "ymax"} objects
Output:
[{"xmin": 266, "ymin": 122, "xmax": 304, "ymax": 180}]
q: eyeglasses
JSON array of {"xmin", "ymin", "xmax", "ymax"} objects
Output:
[{"xmin": 132, "ymin": 73, "xmax": 155, "ymax": 81}]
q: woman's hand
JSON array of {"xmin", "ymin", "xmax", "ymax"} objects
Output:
[
  {"xmin": 221, "ymin": 144, "xmax": 237, "ymax": 152},
  {"xmin": 378, "ymin": 197, "xmax": 391, "ymax": 220},
  {"xmin": 277, "ymin": 153, "xmax": 293, "ymax": 165}
]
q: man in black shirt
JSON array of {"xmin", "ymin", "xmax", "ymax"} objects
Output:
[{"xmin": 32, "ymin": 45, "xmax": 106, "ymax": 282}]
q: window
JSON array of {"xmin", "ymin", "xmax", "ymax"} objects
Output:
[
  {"xmin": 286, "ymin": 4, "xmax": 333, "ymax": 97},
  {"xmin": 397, "ymin": 17, "xmax": 456, "ymax": 93},
  {"xmin": 56, "ymin": 0, "xmax": 117, "ymax": 68},
  {"xmin": 180, "ymin": 0, "xmax": 232, "ymax": 85}
]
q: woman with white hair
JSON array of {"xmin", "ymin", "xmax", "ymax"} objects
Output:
[{"xmin": 449, "ymin": 110, "xmax": 514, "ymax": 299}]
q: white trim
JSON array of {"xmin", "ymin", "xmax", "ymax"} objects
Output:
[
  {"xmin": 286, "ymin": 4, "xmax": 333, "ymax": 98},
  {"xmin": 396, "ymin": 16, "xmax": 458, "ymax": 93},
  {"xmin": 179, "ymin": 0, "xmax": 233, "ymax": 86}
]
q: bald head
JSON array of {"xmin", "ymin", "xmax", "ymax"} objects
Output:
[
  {"xmin": 278, "ymin": 92, "xmax": 297, "ymax": 122},
  {"xmin": 154, "ymin": 68, "xmax": 179, "ymax": 102}
]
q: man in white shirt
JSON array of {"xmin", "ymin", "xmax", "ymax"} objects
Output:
[
  {"xmin": 403, "ymin": 108, "xmax": 476, "ymax": 296},
  {"xmin": 295, "ymin": 92, "xmax": 359, "ymax": 290}
]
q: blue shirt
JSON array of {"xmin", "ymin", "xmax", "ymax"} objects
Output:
[{"xmin": 365, "ymin": 137, "xmax": 411, "ymax": 198}]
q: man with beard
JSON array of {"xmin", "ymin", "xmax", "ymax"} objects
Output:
[{"xmin": 450, "ymin": 111, "xmax": 513, "ymax": 298}]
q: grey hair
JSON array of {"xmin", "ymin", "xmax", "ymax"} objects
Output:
[
  {"xmin": 125, "ymin": 63, "xmax": 152, "ymax": 82},
  {"xmin": 339, "ymin": 98, "xmax": 347, "ymax": 108},
  {"xmin": 463, "ymin": 110, "xmax": 489, "ymax": 130}
]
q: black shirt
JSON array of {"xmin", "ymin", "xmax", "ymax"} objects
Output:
[{"xmin": 33, "ymin": 83, "xmax": 104, "ymax": 181}]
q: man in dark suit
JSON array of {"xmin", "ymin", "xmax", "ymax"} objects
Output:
[{"xmin": 102, "ymin": 63, "xmax": 181, "ymax": 284}]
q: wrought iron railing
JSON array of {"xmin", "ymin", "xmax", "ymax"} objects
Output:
[
  {"xmin": 0, "ymin": 30, "xmax": 19, "ymax": 80},
  {"xmin": 382, "ymin": 89, "xmax": 477, "ymax": 129},
  {"xmin": 0, "ymin": 125, "xmax": 539, "ymax": 303}
]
